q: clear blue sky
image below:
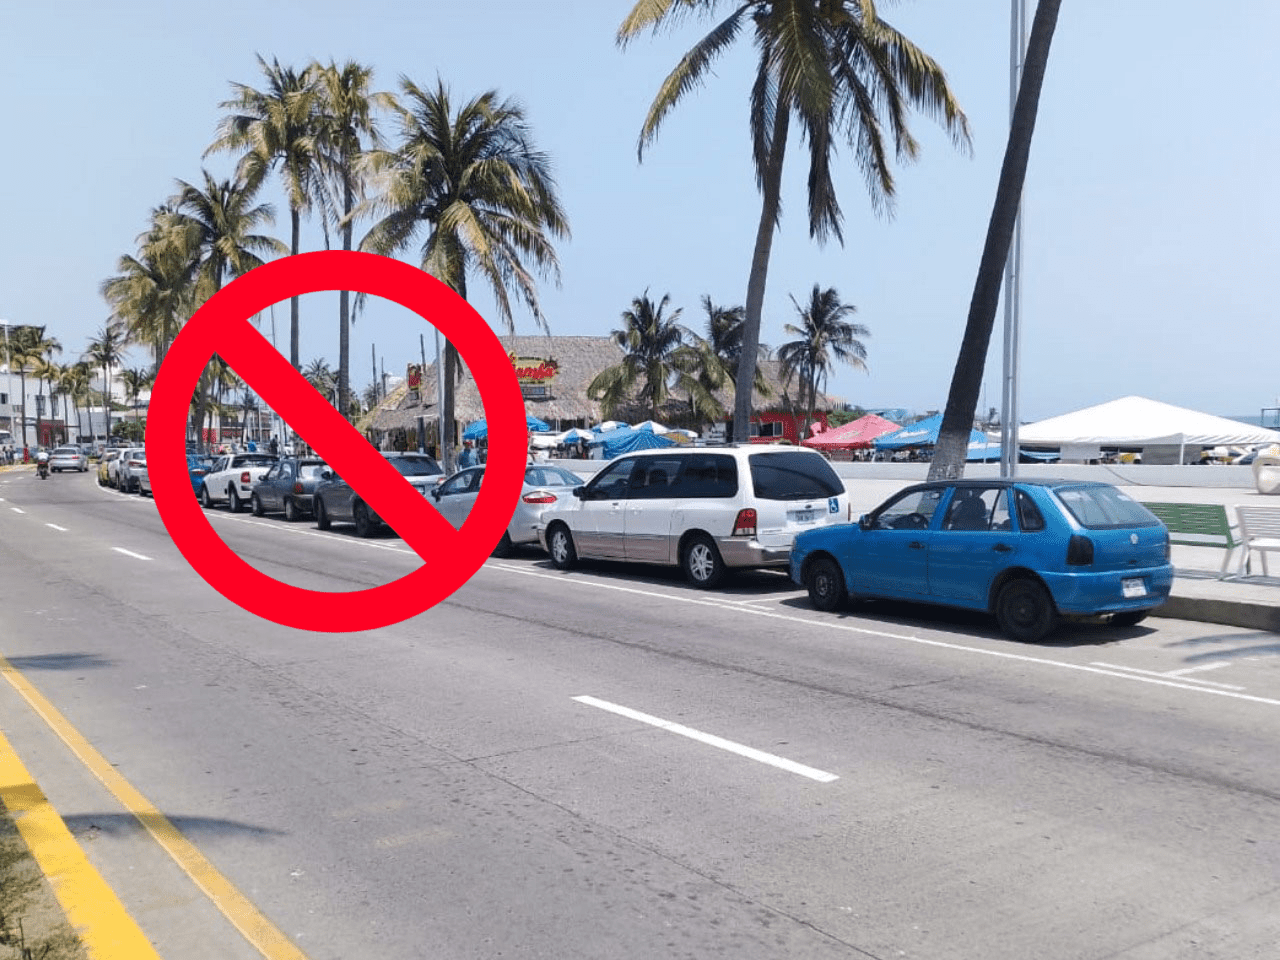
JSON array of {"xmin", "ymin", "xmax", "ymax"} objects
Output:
[{"xmin": 2, "ymin": 1, "xmax": 1277, "ymax": 422}]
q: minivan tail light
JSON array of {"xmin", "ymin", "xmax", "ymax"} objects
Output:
[
  {"xmin": 293, "ymin": 482, "xmax": 304, "ymax": 494},
  {"xmin": 240, "ymin": 471, "xmax": 251, "ymax": 484},
  {"xmin": 732, "ymin": 508, "xmax": 757, "ymax": 537},
  {"xmin": 1066, "ymin": 534, "xmax": 1094, "ymax": 566},
  {"xmin": 522, "ymin": 491, "xmax": 557, "ymax": 504}
]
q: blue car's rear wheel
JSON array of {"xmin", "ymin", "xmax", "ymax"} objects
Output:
[{"xmin": 995, "ymin": 578, "xmax": 1058, "ymax": 642}]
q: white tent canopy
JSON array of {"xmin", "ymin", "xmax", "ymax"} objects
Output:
[{"xmin": 1020, "ymin": 396, "xmax": 1280, "ymax": 448}]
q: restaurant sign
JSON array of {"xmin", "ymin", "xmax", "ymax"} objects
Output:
[{"xmin": 509, "ymin": 354, "xmax": 559, "ymax": 384}]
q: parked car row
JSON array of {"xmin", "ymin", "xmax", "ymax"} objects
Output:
[{"xmin": 91, "ymin": 441, "xmax": 1174, "ymax": 643}]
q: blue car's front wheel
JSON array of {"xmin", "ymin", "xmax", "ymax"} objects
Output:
[{"xmin": 805, "ymin": 556, "xmax": 846, "ymax": 613}]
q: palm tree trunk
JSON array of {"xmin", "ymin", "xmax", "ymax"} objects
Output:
[
  {"xmin": 734, "ymin": 104, "xmax": 790, "ymax": 443},
  {"xmin": 18, "ymin": 369, "xmax": 28, "ymax": 452},
  {"xmin": 442, "ymin": 271, "xmax": 467, "ymax": 473},
  {"xmin": 930, "ymin": 0, "xmax": 1062, "ymax": 481},
  {"xmin": 338, "ymin": 178, "xmax": 354, "ymax": 419},
  {"xmin": 102, "ymin": 365, "xmax": 112, "ymax": 443},
  {"xmin": 289, "ymin": 206, "xmax": 302, "ymax": 370}
]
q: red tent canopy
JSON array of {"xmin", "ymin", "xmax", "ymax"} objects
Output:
[{"xmin": 802, "ymin": 413, "xmax": 901, "ymax": 450}]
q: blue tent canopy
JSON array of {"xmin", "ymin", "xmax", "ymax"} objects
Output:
[
  {"xmin": 586, "ymin": 426, "xmax": 676, "ymax": 458},
  {"xmin": 462, "ymin": 414, "xmax": 550, "ymax": 441},
  {"xmin": 874, "ymin": 414, "xmax": 988, "ymax": 451},
  {"xmin": 874, "ymin": 415, "xmax": 1048, "ymax": 462}
]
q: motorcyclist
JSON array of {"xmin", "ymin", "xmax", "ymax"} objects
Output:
[{"xmin": 35, "ymin": 447, "xmax": 50, "ymax": 479}]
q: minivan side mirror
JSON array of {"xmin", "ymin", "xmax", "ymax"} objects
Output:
[
  {"xmin": 430, "ymin": 487, "xmax": 441, "ymax": 500},
  {"xmin": 858, "ymin": 514, "xmax": 871, "ymax": 530},
  {"xmin": 321, "ymin": 468, "xmax": 335, "ymax": 481},
  {"xmin": 573, "ymin": 485, "xmax": 586, "ymax": 499}
]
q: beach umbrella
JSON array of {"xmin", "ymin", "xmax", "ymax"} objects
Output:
[
  {"xmin": 591, "ymin": 420, "xmax": 629, "ymax": 433},
  {"xmin": 633, "ymin": 420, "xmax": 670, "ymax": 434},
  {"xmin": 557, "ymin": 427, "xmax": 594, "ymax": 444},
  {"xmin": 462, "ymin": 414, "xmax": 551, "ymax": 441}
]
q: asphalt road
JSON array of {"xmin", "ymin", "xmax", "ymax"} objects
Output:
[{"xmin": 1, "ymin": 467, "xmax": 1278, "ymax": 960}]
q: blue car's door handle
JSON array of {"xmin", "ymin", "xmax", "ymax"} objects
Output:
[
  {"xmin": 908, "ymin": 541, "xmax": 926, "ymax": 549},
  {"xmin": 992, "ymin": 543, "xmax": 1013, "ymax": 553}
]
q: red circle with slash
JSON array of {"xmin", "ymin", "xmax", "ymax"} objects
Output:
[{"xmin": 145, "ymin": 251, "xmax": 527, "ymax": 632}]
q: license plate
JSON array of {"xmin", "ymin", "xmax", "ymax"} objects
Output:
[
  {"xmin": 790, "ymin": 509, "xmax": 819, "ymax": 524},
  {"xmin": 1122, "ymin": 577, "xmax": 1146, "ymax": 598}
]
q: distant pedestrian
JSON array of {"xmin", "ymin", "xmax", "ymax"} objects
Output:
[{"xmin": 458, "ymin": 441, "xmax": 478, "ymax": 469}]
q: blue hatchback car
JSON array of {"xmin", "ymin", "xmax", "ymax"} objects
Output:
[{"xmin": 790, "ymin": 479, "xmax": 1173, "ymax": 642}]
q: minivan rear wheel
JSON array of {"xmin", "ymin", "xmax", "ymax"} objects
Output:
[
  {"xmin": 995, "ymin": 578, "xmax": 1058, "ymax": 642},
  {"xmin": 683, "ymin": 534, "xmax": 726, "ymax": 589}
]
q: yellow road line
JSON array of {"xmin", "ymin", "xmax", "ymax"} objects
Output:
[
  {"xmin": 0, "ymin": 653, "xmax": 309, "ymax": 960},
  {"xmin": 0, "ymin": 731, "xmax": 162, "ymax": 960}
]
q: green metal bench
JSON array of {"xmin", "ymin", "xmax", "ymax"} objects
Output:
[{"xmin": 1140, "ymin": 502, "xmax": 1239, "ymax": 577}]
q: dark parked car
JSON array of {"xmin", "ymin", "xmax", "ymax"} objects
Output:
[
  {"xmin": 313, "ymin": 452, "xmax": 444, "ymax": 538},
  {"xmin": 251, "ymin": 458, "xmax": 327, "ymax": 521},
  {"xmin": 791, "ymin": 478, "xmax": 1174, "ymax": 642}
]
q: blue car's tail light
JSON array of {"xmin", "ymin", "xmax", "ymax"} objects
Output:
[{"xmin": 1066, "ymin": 534, "xmax": 1094, "ymax": 566}]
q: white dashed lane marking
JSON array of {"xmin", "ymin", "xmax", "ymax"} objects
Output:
[{"xmin": 573, "ymin": 695, "xmax": 839, "ymax": 783}]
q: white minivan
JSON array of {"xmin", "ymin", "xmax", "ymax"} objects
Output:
[{"xmin": 538, "ymin": 445, "xmax": 850, "ymax": 588}]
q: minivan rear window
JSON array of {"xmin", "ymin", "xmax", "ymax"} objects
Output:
[
  {"xmin": 748, "ymin": 451, "xmax": 843, "ymax": 501},
  {"xmin": 1052, "ymin": 484, "xmax": 1161, "ymax": 529}
]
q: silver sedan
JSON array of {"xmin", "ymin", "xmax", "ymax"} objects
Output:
[
  {"xmin": 430, "ymin": 464, "xmax": 585, "ymax": 556},
  {"xmin": 49, "ymin": 445, "xmax": 89, "ymax": 472}
]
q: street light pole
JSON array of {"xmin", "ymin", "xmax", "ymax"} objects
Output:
[{"xmin": 1000, "ymin": 0, "xmax": 1028, "ymax": 478}]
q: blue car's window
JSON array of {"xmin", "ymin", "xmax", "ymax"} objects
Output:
[
  {"xmin": 941, "ymin": 487, "xmax": 1012, "ymax": 532},
  {"xmin": 1014, "ymin": 490, "xmax": 1046, "ymax": 531},
  {"xmin": 1053, "ymin": 485, "xmax": 1161, "ymax": 529},
  {"xmin": 870, "ymin": 488, "xmax": 945, "ymax": 530}
]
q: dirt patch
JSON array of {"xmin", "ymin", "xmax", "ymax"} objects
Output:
[{"xmin": 0, "ymin": 808, "xmax": 87, "ymax": 960}]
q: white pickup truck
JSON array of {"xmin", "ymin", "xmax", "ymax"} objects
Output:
[{"xmin": 199, "ymin": 452, "xmax": 278, "ymax": 512}]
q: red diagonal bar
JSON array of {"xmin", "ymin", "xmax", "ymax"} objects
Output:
[{"xmin": 214, "ymin": 316, "xmax": 456, "ymax": 561}]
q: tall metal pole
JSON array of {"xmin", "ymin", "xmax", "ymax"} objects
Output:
[
  {"xmin": 419, "ymin": 333, "xmax": 429, "ymax": 453},
  {"xmin": 1000, "ymin": 0, "xmax": 1028, "ymax": 478},
  {"xmin": 435, "ymin": 327, "xmax": 447, "ymax": 470}
]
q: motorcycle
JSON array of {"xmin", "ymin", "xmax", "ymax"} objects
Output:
[{"xmin": 36, "ymin": 460, "xmax": 49, "ymax": 480}]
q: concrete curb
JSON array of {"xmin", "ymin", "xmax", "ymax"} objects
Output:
[{"xmin": 1154, "ymin": 593, "xmax": 1280, "ymax": 633}]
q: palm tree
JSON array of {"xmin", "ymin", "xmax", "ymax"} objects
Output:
[
  {"xmin": 618, "ymin": 0, "xmax": 970, "ymax": 444},
  {"xmin": 6, "ymin": 327, "xmax": 43, "ymax": 449},
  {"xmin": 303, "ymin": 358, "xmax": 336, "ymax": 402},
  {"xmin": 209, "ymin": 55, "xmax": 328, "ymax": 370},
  {"xmin": 315, "ymin": 59, "xmax": 388, "ymax": 419},
  {"xmin": 930, "ymin": 0, "xmax": 1063, "ymax": 480},
  {"xmin": 168, "ymin": 171, "xmax": 285, "ymax": 449},
  {"xmin": 101, "ymin": 204, "xmax": 198, "ymax": 368},
  {"xmin": 120, "ymin": 368, "xmax": 151, "ymax": 421},
  {"xmin": 85, "ymin": 324, "xmax": 127, "ymax": 442},
  {"xmin": 587, "ymin": 291, "xmax": 720, "ymax": 422},
  {"xmin": 361, "ymin": 78, "xmax": 569, "ymax": 471},
  {"xmin": 699, "ymin": 295, "xmax": 771, "ymax": 400},
  {"xmin": 776, "ymin": 285, "xmax": 868, "ymax": 442},
  {"xmin": 59, "ymin": 362, "xmax": 92, "ymax": 443}
]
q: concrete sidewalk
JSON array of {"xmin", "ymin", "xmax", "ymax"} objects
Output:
[{"xmin": 1136, "ymin": 484, "xmax": 1280, "ymax": 631}]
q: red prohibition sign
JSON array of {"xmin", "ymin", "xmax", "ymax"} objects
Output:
[{"xmin": 146, "ymin": 251, "xmax": 528, "ymax": 632}]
